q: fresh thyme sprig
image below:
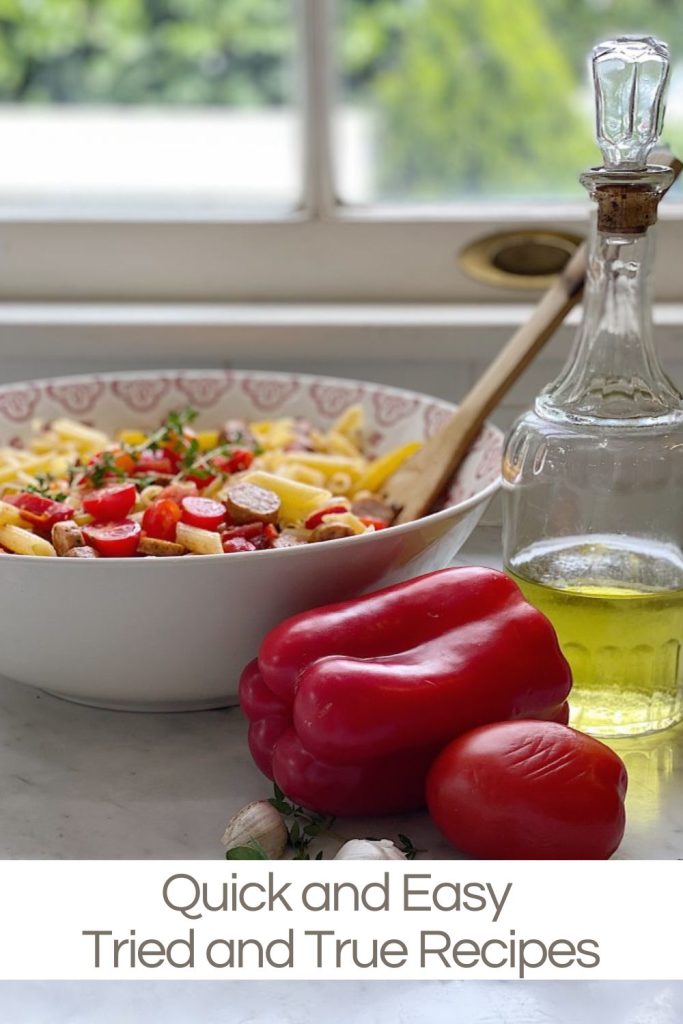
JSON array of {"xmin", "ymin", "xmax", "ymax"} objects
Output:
[
  {"xmin": 25, "ymin": 473, "xmax": 69, "ymax": 502},
  {"xmin": 270, "ymin": 784, "xmax": 334, "ymax": 860},
  {"xmin": 395, "ymin": 833, "xmax": 425, "ymax": 860}
]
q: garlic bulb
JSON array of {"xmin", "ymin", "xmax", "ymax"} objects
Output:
[
  {"xmin": 334, "ymin": 839, "xmax": 407, "ymax": 861},
  {"xmin": 222, "ymin": 800, "xmax": 288, "ymax": 859}
]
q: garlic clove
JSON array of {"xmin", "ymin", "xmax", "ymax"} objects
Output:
[
  {"xmin": 334, "ymin": 839, "xmax": 407, "ymax": 861},
  {"xmin": 222, "ymin": 800, "xmax": 288, "ymax": 859}
]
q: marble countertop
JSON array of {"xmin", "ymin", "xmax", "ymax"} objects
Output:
[
  {"xmin": 1, "ymin": 526, "xmax": 682, "ymax": 861},
  {"xmin": 2, "ymin": 981, "xmax": 681, "ymax": 1024}
]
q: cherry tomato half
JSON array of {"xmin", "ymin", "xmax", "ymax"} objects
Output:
[
  {"xmin": 82, "ymin": 482, "xmax": 137, "ymax": 523},
  {"xmin": 142, "ymin": 498, "xmax": 182, "ymax": 541},
  {"xmin": 83, "ymin": 519, "xmax": 141, "ymax": 558},
  {"xmin": 426, "ymin": 721, "xmax": 627, "ymax": 860},
  {"xmin": 181, "ymin": 496, "xmax": 226, "ymax": 531}
]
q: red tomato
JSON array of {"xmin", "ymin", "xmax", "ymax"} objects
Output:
[
  {"xmin": 181, "ymin": 496, "xmax": 226, "ymax": 531},
  {"xmin": 426, "ymin": 721, "xmax": 627, "ymax": 860},
  {"xmin": 82, "ymin": 482, "xmax": 137, "ymax": 522},
  {"xmin": 13, "ymin": 493, "xmax": 74, "ymax": 537},
  {"xmin": 211, "ymin": 449, "xmax": 254, "ymax": 475},
  {"xmin": 132, "ymin": 450, "xmax": 175, "ymax": 477},
  {"xmin": 304, "ymin": 505, "xmax": 348, "ymax": 530},
  {"xmin": 83, "ymin": 519, "xmax": 141, "ymax": 558},
  {"xmin": 223, "ymin": 536, "xmax": 257, "ymax": 553},
  {"xmin": 142, "ymin": 498, "xmax": 182, "ymax": 541}
]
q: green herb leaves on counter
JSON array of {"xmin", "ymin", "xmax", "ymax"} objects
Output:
[
  {"xmin": 396, "ymin": 834, "xmax": 424, "ymax": 860},
  {"xmin": 225, "ymin": 841, "xmax": 270, "ymax": 861},
  {"xmin": 270, "ymin": 784, "xmax": 334, "ymax": 860}
]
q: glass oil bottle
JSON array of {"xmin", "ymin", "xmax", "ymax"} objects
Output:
[{"xmin": 502, "ymin": 37, "xmax": 683, "ymax": 737}]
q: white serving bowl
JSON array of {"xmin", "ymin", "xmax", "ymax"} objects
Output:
[{"xmin": 0, "ymin": 370, "xmax": 502, "ymax": 710}]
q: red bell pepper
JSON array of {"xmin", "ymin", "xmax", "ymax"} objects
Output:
[{"xmin": 239, "ymin": 567, "xmax": 572, "ymax": 816}]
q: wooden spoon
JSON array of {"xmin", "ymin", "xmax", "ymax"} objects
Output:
[{"xmin": 383, "ymin": 152, "xmax": 682, "ymax": 525}]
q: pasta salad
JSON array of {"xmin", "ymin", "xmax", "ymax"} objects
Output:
[{"xmin": 0, "ymin": 406, "xmax": 420, "ymax": 558}]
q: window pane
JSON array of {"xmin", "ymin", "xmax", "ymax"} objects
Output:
[
  {"xmin": 0, "ymin": 0, "xmax": 297, "ymax": 214},
  {"xmin": 337, "ymin": 0, "xmax": 683, "ymax": 205}
]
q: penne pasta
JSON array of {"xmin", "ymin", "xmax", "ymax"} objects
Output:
[
  {"xmin": 176, "ymin": 522, "xmax": 223, "ymax": 555},
  {"xmin": 0, "ymin": 523, "xmax": 56, "ymax": 556}
]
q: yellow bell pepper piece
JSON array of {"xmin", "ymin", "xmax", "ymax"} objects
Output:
[
  {"xmin": 353, "ymin": 441, "xmax": 423, "ymax": 495},
  {"xmin": 196, "ymin": 430, "xmax": 220, "ymax": 452},
  {"xmin": 117, "ymin": 429, "xmax": 147, "ymax": 447}
]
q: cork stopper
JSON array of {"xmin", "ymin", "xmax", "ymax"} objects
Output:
[
  {"xmin": 582, "ymin": 37, "xmax": 673, "ymax": 233},
  {"xmin": 590, "ymin": 175, "xmax": 665, "ymax": 233}
]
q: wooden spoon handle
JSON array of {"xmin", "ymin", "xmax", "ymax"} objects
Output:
[
  {"xmin": 385, "ymin": 247, "xmax": 586, "ymax": 525},
  {"xmin": 385, "ymin": 150, "xmax": 681, "ymax": 526}
]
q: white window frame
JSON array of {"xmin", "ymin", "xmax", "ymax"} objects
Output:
[{"xmin": 0, "ymin": 0, "xmax": 682, "ymax": 305}]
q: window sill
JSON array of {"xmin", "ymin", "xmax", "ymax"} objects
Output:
[{"xmin": 0, "ymin": 301, "xmax": 682, "ymax": 364}]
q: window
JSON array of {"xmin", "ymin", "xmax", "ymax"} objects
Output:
[{"xmin": 1, "ymin": 0, "xmax": 682, "ymax": 304}]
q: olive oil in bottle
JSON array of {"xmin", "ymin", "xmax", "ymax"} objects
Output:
[
  {"xmin": 508, "ymin": 537, "xmax": 683, "ymax": 737},
  {"xmin": 502, "ymin": 38, "xmax": 683, "ymax": 737}
]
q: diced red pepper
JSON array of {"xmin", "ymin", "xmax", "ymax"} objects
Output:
[
  {"xmin": 84, "ymin": 449, "xmax": 137, "ymax": 482},
  {"xmin": 359, "ymin": 516, "xmax": 388, "ymax": 531},
  {"xmin": 262, "ymin": 523, "xmax": 279, "ymax": 547},
  {"xmin": 184, "ymin": 469, "xmax": 217, "ymax": 489},
  {"xmin": 12, "ymin": 492, "xmax": 74, "ymax": 538},
  {"xmin": 221, "ymin": 522, "xmax": 265, "ymax": 542},
  {"xmin": 211, "ymin": 449, "xmax": 254, "ymax": 475},
  {"xmin": 304, "ymin": 505, "xmax": 348, "ymax": 530},
  {"xmin": 223, "ymin": 536, "xmax": 257, "ymax": 553},
  {"xmin": 131, "ymin": 450, "xmax": 175, "ymax": 477},
  {"xmin": 221, "ymin": 521, "xmax": 280, "ymax": 550}
]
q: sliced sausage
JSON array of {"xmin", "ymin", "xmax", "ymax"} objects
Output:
[
  {"xmin": 52, "ymin": 520, "xmax": 85, "ymax": 556},
  {"xmin": 226, "ymin": 483, "xmax": 280, "ymax": 525},
  {"xmin": 310, "ymin": 522, "xmax": 355, "ymax": 542},
  {"xmin": 64, "ymin": 545, "xmax": 100, "ymax": 558},
  {"xmin": 350, "ymin": 497, "xmax": 394, "ymax": 524},
  {"xmin": 138, "ymin": 536, "xmax": 185, "ymax": 557}
]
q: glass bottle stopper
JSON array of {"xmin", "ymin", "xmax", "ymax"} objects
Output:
[{"xmin": 582, "ymin": 37, "xmax": 673, "ymax": 232}]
